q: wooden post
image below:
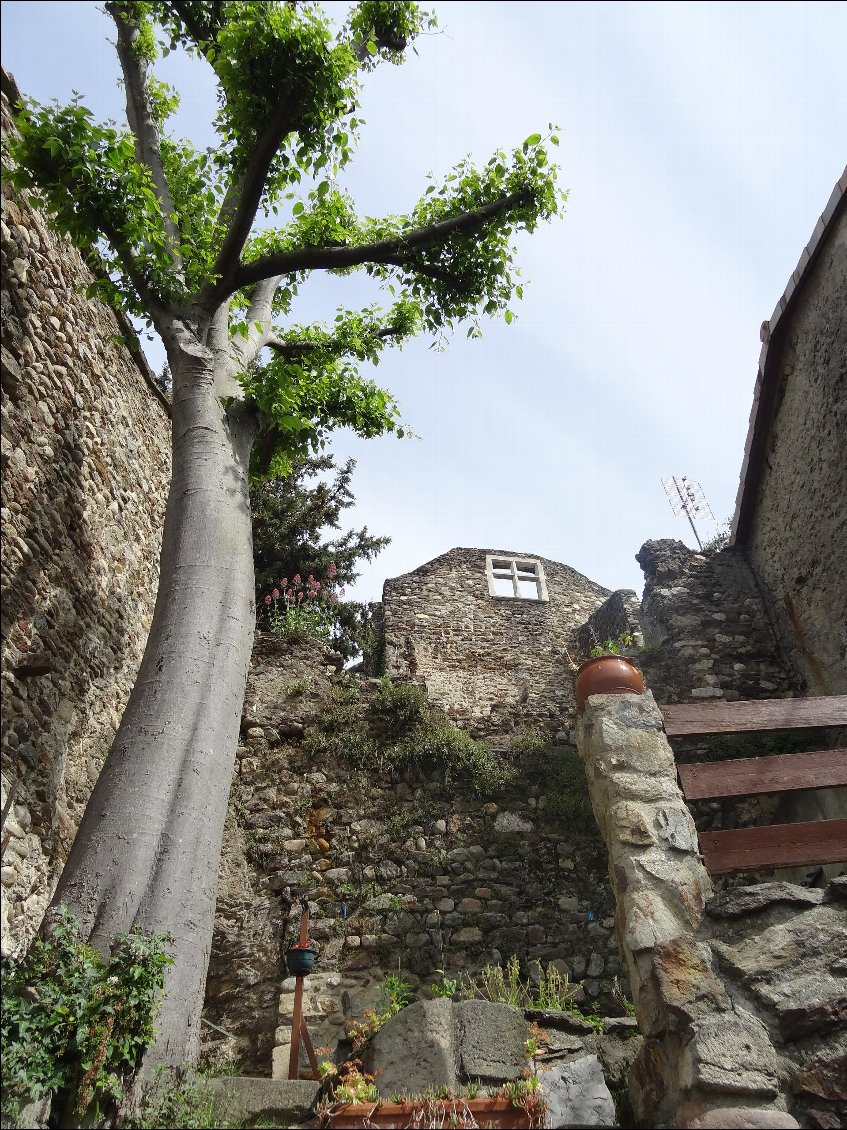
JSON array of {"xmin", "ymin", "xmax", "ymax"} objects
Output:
[{"xmin": 287, "ymin": 900, "xmax": 319, "ymax": 1080}]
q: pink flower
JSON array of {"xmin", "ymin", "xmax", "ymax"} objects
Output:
[
  {"xmin": 280, "ymin": 577, "xmax": 288, "ymax": 588},
  {"xmin": 287, "ymin": 589, "xmax": 294, "ymax": 601},
  {"xmin": 293, "ymin": 574, "xmax": 301, "ymax": 586},
  {"xmin": 329, "ymin": 593, "xmax": 338, "ymax": 603},
  {"xmin": 328, "ymin": 562, "xmax": 337, "ymax": 578},
  {"xmin": 264, "ymin": 595, "xmax": 272, "ymax": 605},
  {"xmin": 308, "ymin": 574, "xmax": 314, "ymax": 583},
  {"xmin": 272, "ymin": 588, "xmax": 280, "ymax": 600},
  {"xmin": 297, "ymin": 591, "xmax": 304, "ymax": 602}
]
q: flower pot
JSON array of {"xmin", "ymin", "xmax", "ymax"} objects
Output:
[
  {"xmin": 575, "ymin": 655, "xmax": 645, "ymax": 707},
  {"xmin": 318, "ymin": 1096, "xmax": 532, "ymax": 1128},
  {"xmin": 286, "ymin": 946, "xmax": 317, "ymax": 976}
]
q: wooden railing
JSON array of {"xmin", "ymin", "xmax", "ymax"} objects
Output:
[{"xmin": 661, "ymin": 696, "xmax": 847, "ymax": 875}]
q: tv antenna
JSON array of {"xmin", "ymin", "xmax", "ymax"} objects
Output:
[{"xmin": 662, "ymin": 476, "xmax": 714, "ymax": 550}]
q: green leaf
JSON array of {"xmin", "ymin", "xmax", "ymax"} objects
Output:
[
  {"xmin": 524, "ymin": 133, "xmax": 542, "ymax": 147},
  {"xmin": 504, "ymin": 310, "xmax": 514, "ymax": 324}
]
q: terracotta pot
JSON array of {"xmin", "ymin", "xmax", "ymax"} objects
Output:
[
  {"xmin": 286, "ymin": 946, "xmax": 316, "ymax": 975},
  {"xmin": 319, "ymin": 1096, "xmax": 531, "ymax": 1128},
  {"xmin": 575, "ymin": 655, "xmax": 645, "ymax": 707}
]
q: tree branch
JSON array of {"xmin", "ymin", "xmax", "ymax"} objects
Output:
[
  {"xmin": 107, "ymin": 2, "xmax": 184, "ymax": 282},
  {"xmin": 98, "ymin": 217, "xmax": 173, "ymax": 331},
  {"xmin": 213, "ymin": 188, "xmax": 532, "ymax": 303},
  {"xmin": 168, "ymin": 1, "xmax": 223, "ymax": 49},
  {"xmin": 199, "ymin": 98, "xmax": 295, "ymax": 308},
  {"xmin": 265, "ymin": 325, "xmax": 403, "ymax": 359}
]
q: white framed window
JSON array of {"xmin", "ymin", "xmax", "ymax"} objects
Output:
[{"xmin": 486, "ymin": 555, "xmax": 548, "ymax": 601}]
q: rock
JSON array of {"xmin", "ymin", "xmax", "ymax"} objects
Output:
[
  {"xmin": 674, "ymin": 1103, "xmax": 799, "ymax": 1128},
  {"xmin": 679, "ymin": 1012, "xmax": 779, "ymax": 1097},
  {"xmin": 455, "ymin": 999, "xmax": 528, "ymax": 1081},
  {"xmin": 366, "ymin": 998, "xmax": 458, "ymax": 1096},
  {"xmin": 199, "ymin": 1077, "xmax": 320, "ymax": 1124},
  {"xmin": 525, "ymin": 1008, "xmax": 598, "ymax": 1035},
  {"xmin": 542, "ymin": 1054, "xmax": 617, "ymax": 1128},
  {"xmin": 707, "ymin": 882, "xmax": 825, "ymax": 918},
  {"xmin": 778, "ymin": 994, "xmax": 847, "ymax": 1042},
  {"xmin": 825, "ymin": 875, "xmax": 847, "ymax": 902},
  {"xmin": 794, "ymin": 1052, "xmax": 847, "ymax": 1100}
]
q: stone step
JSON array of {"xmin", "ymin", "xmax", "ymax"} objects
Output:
[{"xmin": 199, "ymin": 1076, "xmax": 321, "ymax": 1127}]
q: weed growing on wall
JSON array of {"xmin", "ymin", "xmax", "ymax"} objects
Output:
[
  {"xmin": 512, "ymin": 732, "xmax": 597, "ymax": 835},
  {"xmin": 0, "ymin": 907, "xmax": 172, "ymax": 1123},
  {"xmin": 305, "ymin": 678, "xmax": 515, "ymax": 794}
]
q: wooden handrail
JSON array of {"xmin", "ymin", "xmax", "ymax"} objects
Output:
[
  {"xmin": 677, "ymin": 748, "xmax": 847, "ymax": 801},
  {"xmin": 699, "ymin": 820, "xmax": 847, "ymax": 875},
  {"xmin": 661, "ymin": 695, "xmax": 847, "ymax": 737}
]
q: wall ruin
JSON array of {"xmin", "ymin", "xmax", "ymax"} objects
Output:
[
  {"xmin": 0, "ymin": 84, "xmax": 171, "ymax": 955},
  {"xmin": 382, "ymin": 546, "xmax": 613, "ymax": 742}
]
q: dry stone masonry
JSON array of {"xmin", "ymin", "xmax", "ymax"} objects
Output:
[
  {"xmin": 577, "ymin": 691, "xmax": 845, "ymax": 1130},
  {"xmin": 0, "ymin": 83, "xmax": 171, "ymax": 956},
  {"xmin": 382, "ymin": 547, "xmax": 614, "ymax": 742},
  {"xmin": 203, "ymin": 635, "xmax": 622, "ymax": 1078}
]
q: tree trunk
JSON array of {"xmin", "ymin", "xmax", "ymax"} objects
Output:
[{"xmin": 48, "ymin": 341, "xmax": 260, "ymax": 1071}]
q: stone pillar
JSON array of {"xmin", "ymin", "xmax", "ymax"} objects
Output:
[{"xmin": 576, "ymin": 692, "xmax": 798, "ymax": 1129}]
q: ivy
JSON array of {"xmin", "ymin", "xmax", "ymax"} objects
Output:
[{"xmin": 0, "ymin": 907, "xmax": 173, "ymax": 1121}]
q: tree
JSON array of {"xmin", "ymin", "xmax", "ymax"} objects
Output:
[
  {"xmin": 252, "ymin": 454, "xmax": 389, "ymax": 658},
  {"xmin": 7, "ymin": 1, "xmax": 563, "ymax": 1074}
]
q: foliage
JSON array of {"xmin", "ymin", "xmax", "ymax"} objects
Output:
[
  {"xmin": 0, "ymin": 906, "xmax": 172, "ymax": 1121},
  {"xmin": 513, "ymin": 733, "xmax": 597, "ymax": 834},
  {"xmin": 261, "ymin": 564, "xmax": 340, "ymax": 644},
  {"xmin": 589, "ymin": 632, "xmax": 634, "ymax": 657},
  {"xmin": 429, "ymin": 970, "xmax": 459, "ymax": 998},
  {"xmin": 346, "ymin": 974, "xmax": 411, "ymax": 1051},
  {"xmin": 125, "ymin": 1073, "xmax": 243, "ymax": 1130},
  {"xmin": 305, "ymin": 678, "xmax": 515, "ymax": 794},
  {"xmin": 701, "ymin": 520, "xmax": 731, "ymax": 554},
  {"xmin": 6, "ymin": 2, "xmax": 565, "ymax": 472},
  {"xmin": 459, "ymin": 954, "xmax": 576, "ymax": 1013},
  {"xmin": 251, "ymin": 455, "xmax": 389, "ymax": 658}
]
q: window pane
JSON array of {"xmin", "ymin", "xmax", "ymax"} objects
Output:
[
  {"xmin": 517, "ymin": 577, "xmax": 539, "ymax": 599},
  {"xmin": 492, "ymin": 575, "xmax": 515, "ymax": 597}
]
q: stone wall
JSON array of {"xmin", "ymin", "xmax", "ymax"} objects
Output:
[
  {"xmin": 203, "ymin": 635, "xmax": 622, "ymax": 1077},
  {"xmin": 636, "ymin": 540, "xmax": 797, "ymax": 705},
  {"xmin": 577, "ymin": 691, "xmax": 845, "ymax": 1130},
  {"xmin": 0, "ymin": 84, "xmax": 171, "ymax": 956},
  {"xmin": 743, "ymin": 201, "xmax": 847, "ymax": 697},
  {"xmin": 382, "ymin": 547, "xmax": 611, "ymax": 743}
]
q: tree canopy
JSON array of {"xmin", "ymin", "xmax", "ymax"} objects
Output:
[{"xmin": 8, "ymin": 0, "xmax": 564, "ymax": 473}]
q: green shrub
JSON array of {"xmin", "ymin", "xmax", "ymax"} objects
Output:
[
  {"xmin": 1, "ymin": 906, "xmax": 172, "ymax": 1122},
  {"xmin": 306, "ymin": 678, "xmax": 515, "ymax": 795}
]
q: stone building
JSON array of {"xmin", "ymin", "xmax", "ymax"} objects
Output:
[
  {"xmin": 382, "ymin": 546, "xmax": 619, "ymax": 742},
  {"xmin": 731, "ymin": 170, "xmax": 846, "ymax": 696}
]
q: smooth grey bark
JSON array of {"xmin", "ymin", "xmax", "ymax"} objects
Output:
[{"xmin": 49, "ymin": 333, "xmax": 259, "ymax": 1070}]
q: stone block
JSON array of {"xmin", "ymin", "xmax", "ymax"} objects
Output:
[
  {"xmin": 366, "ymin": 998, "xmax": 458, "ymax": 1096},
  {"xmin": 542, "ymin": 1054, "xmax": 617, "ymax": 1128},
  {"xmin": 200, "ymin": 1077, "xmax": 320, "ymax": 1124},
  {"xmin": 707, "ymin": 882, "xmax": 825, "ymax": 918},
  {"xmin": 455, "ymin": 999, "xmax": 528, "ymax": 1081},
  {"xmin": 675, "ymin": 1103, "xmax": 799, "ymax": 1128},
  {"xmin": 679, "ymin": 1012, "xmax": 779, "ymax": 1097}
]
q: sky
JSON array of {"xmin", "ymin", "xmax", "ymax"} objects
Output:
[{"xmin": 3, "ymin": 1, "xmax": 845, "ymax": 603}]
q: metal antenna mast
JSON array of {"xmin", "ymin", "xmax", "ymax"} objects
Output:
[{"xmin": 661, "ymin": 476, "xmax": 714, "ymax": 550}]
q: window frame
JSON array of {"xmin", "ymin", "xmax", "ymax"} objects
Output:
[{"xmin": 485, "ymin": 555, "xmax": 549, "ymax": 602}]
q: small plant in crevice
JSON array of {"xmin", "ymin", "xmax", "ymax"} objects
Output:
[
  {"xmin": 0, "ymin": 906, "xmax": 172, "ymax": 1124},
  {"xmin": 125, "ymin": 1072, "xmax": 243, "ymax": 1130},
  {"xmin": 345, "ymin": 973, "xmax": 412, "ymax": 1051},
  {"xmin": 512, "ymin": 732, "xmax": 598, "ymax": 835}
]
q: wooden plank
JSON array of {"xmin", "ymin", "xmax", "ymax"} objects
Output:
[
  {"xmin": 678, "ymin": 748, "xmax": 847, "ymax": 801},
  {"xmin": 661, "ymin": 695, "xmax": 847, "ymax": 737},
  {"xmin": 699, "ymin": 819, "xmax": 847, "ymax": 875}
]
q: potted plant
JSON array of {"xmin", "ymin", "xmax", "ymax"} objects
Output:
[
  {"xmin": 566, "ymin": 631, "xmax": 645, "ymax": 708},
  {"xmin": 286, "ymin": 939, "xmax": 318, "ymax": 976}
]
